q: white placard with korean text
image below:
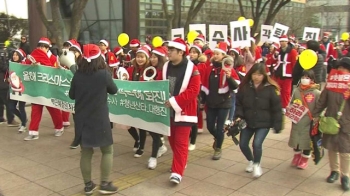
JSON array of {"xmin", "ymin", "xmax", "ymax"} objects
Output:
[
  {"xmin": 171, "ymin": 28, "xmax": 184, "ymax": 40},
  {"xmin": 285, "ymin": 104, "xmax": 309, "ymax": 124},
  {"xmin": 189, "ymin": 24, "xmax": 207, "ymax": 39},
  {"xmin": 209, "ymin": 25, "xmax": 228, "ymax": 50},
  {"xmin": 260, "ymin": 25, "xmax": 273, "ymax": 43},
  {"xmin": 230, "ymin": 20, "xmax": 251, "ymax": 48},
  {"xmin": 269, "ymin": 23, "xmax": 289, "ymax": 43},
  {"xmin": 302, "ymin": 27, "xmax": 320, "ymax": 41}
]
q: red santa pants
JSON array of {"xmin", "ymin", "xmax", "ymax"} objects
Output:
[
  {"xmin": 61, "ymin": 111, "xmax": 70, "ymax": 126},
  {"xmin": 274, "ymin": 77, "xmax": 292, "ymax": 109},
  {"xmin": 168, "ymin": 121, "xmax": 191, "ymax": 177},
  {"xmin": 198, "ymin": 110, "xmax": 203, "ymax": 131},
  {"xmin": 29, "ymin": 104, "xmax": 63, "ymax": 134}
]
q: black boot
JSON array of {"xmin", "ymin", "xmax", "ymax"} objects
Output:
[
  {"xmin": 327, "ymin": 171, "xmax": 339, "ymax": 183},
  {"xmin": 341, "ymin": 176, "xmax": 349, "ymax": 191}
]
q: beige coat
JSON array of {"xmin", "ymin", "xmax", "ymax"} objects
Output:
[
  {"xmin": 313, "ymin": 89, "xmax": 350, "ymax": 153},
  {"xmin": 288, "ymin": 85, "xmax": 321, "ymax": 150}
]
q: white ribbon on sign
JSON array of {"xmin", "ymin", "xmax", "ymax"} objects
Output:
[
  {"xmin": 230, "ymin": 20, "xmax": 251, "ymax": 48},
  {"xmin": 143, "ymin": 66, "xmax": 157, "ymax": 81},
  {"xmin": 269, "ymin": 23, "xmax": 289, "ymax": 43},
  {"xmin": 171, "ymin": 28, "xmax": 184, "ymax": 40},
  {"xmin": 302, "ymin": 27, "xmax": 320, "ymax": 41},
  {"xmin": 260, "ymin": 25, "xmax": 273, "ymax": 44},
  {"xmin": 189, "ymin": 24, "xmax": 206, "ymax": 39},
  {"xmin": 209, "ymin": 25, "xmax": 228, "ymax": 50}
]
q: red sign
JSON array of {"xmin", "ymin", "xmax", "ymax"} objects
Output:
[
  {"xmin": 326, "ymin": 69, "xmax": 350, "ymax": 94},
  {"xmin": 285, "ymin": 104, "xmax": 309, "ymax": 124}
]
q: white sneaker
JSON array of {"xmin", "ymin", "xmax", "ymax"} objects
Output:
[
  {"xmin": 245, "ymin": 161, "xmax": 254, "ymax": 173},
  {"xmin": 18, "ymin": 126, "xmax": 27, "ymax": 133},
  {"xmin": 253, "ymin": 163, "xmax": 263, "ymax": 178},
  {"xmin": 160, "ymin": 137, "xmax": 165, "ymax": 144},
  {"xmin": 54, "ymin": 128, "xmax": 64, "ymax": 137},
  {"xmin": 188, "ymin": 144, "xmax": 196, "ymax": 151},
  {"xmin": 157, "ymin": 145, "xmax": 167, "ymax": 158},
  {"xmin": 148, "ymin": 157, "xmax": 157, "ymax": 170},
  {"xmin": 24, "ymin": 134, "xmax": 39, "ymax": 141}
]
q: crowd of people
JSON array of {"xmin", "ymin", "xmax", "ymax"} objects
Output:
[{"xmin": 0, "ymin": 31, "xmax": 350, "ymax": 194}]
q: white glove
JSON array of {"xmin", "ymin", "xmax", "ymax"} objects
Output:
[{"xmin": 59, "ymin": 49, "xmax": 76, "ymax": 68}]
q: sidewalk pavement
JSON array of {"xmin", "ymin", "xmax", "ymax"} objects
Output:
[{"xmin": 0, "ymin": 107, "xmax": 348, "ymax": 196}]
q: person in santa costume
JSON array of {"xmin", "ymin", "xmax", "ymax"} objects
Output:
[
  {"xmin": 99, "ymin": 39, "xmax": 120, "ymax": 78},
  {"xmin": 187, "ymin": 44, "xmax": 207, "ymax": 150},
  {"xmin": 126, "ymin": 39, "xmax": 141, "ymax": 62},
  {"xmin": 265, "ymin": 43, "xmax": 280, "ymax": 76},
  {"xmin": 193, "ymin": 34, "xmax": 213, "ymax": 64},
  {"xmin": 272, "ymin": 35, "xmax": 298, "ymax": 113},
  {"xmin": 125, "ymin": 46, "xmax": 168, "ymax": 169},
  {"xmin": 113, "ymin": 46, "xmax": 128, "ymax": 68},
  {"xmin": 251, "ymin": 37, "xmax": 263, "ymax": 63},
  {"xmin": 8, "ymin": 49, "xmax": 27, "ymax": 132},
  {"xmin": 159, "ymin": 38, "xmax": 201, "ymax": 184},
  {"xmin": 319, "ymin": 32, "xmax": 338, "ymax": 89},
  {"xmin": 201, "ymin": 42, "xmax": 240, "ymax": 160},
  {"xmin": 24, "ymin": 37, "xmax": 64, "ymax": 140}
]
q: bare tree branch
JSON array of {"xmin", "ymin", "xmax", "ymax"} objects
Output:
[
  {"xmin": 34, "ymin": 0, "xmax": 55, "ymax": 33},
  {"xmin": 237, "ymin": 0, "xmax": 245, "ymax": 17},
  {"xmin": 249, "ymin": 0, "xmax": 256, "ymax": 18},
  {"xmin": 69, "ymin": 0, "xmax": 88, "ymax": 39},
  {"xmin": 161, "ymin": 0, "xmax": 169, "ymax": 18}
]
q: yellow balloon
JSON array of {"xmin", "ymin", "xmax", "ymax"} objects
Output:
[
  {"xmin": 238, "ymin": 16, "xmax": 246, "ymax": 21},
  {"xmin": 248, "ymin": 19, "xmax": 254, "ymax": 27},
  {"xmin": 118, "ymin": 33, "xmax": 129, "ymax": 47},
  {"xmin": 152, "ymin": 36, "xmax": 163, "ymax": 48},
  {"xmin": 187, "ymin": 30, "xmax": 199, "ymax": 44},
  {"xmin": 299, "ymin": 49, "xmax": 317, "ymax": 70},
  {"xmin": 341, "ymin": 32, "xmax": 349, "ymax": 41}
]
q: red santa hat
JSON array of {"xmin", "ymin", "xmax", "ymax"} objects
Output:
[
  {"xmin": 144, "ymin": 44, "xmax": 152, "ymax": 52},
  {"xmin": 339, "ymin": 41, "xmax": 345, "ymax": 46},
  {"xmin": 213, "ymin": 42, "xmax": 228, "ymax": 54},
  {"xmin": 15, "ymin": 49, "xmax": 26, "ymax": 58},
  {"xmin": 323, "ymin": 32, "xmax": 331, "ymax": 38},
  {"xmin": 38, "ymin": 37, "xmax": 52, "ymax": 47},
  {"xmin": 113, "ymin": 47, "xmax": 123, "ymax": 55},
  {"xmin": 136, "ymin": 46, "xmax": 150, "ymax": 58},
  {"xmin": 299, "ymin": 44, "xmax": 306, "ymax": 50},
  {"xmin": 168, "ymin": 38, "xmax": 189, "ymax": 55},
  {"xmin": 130, "ymin": 39, "xmax": 141, "ymax": 47},
  {"xmin": 289, "ymin": 35, "xmax": 296, "ymax": 41},
  {"xmin": 279, "ymin": 35, "xmax": 288, "ymax": 42},
  {"xmin": 189, "ymin": 44, "xmax": 203, "ymax": 54},
  {"xmin": 230, "ymin": 47, "xmax": 240, "ymax": 54},
  {"xmin": 99, "ymin": 39, "xmax": 109, "ymax": 48},
  {"xmin": 194, "ymin": 34, "xmax": 205, "ymax": 42},
  {"xmin": 70, "ymin": 40, "xmax": 82, "ymax": 54},
  {"xmin": 272, "ymin": 42, "xmax": 280, "ymax": 49},
  {"xmin": 83, "ymin": 44, "xmax": 101, "ymax": 62},
  {"xmin": 152, "ymin": 46, "xmax": 168, "ymax": 57},
  {"xmin": 65, "ymin": 39, "xmax": 76, "ymax": 47}
]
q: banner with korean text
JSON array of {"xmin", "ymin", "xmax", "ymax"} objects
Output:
[{"xmin": 9, "ymin": 62, "xmax": 170, "ymax": 135}]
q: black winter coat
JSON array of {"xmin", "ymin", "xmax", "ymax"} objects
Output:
[
  {"xmin": 69, "ymin": 69, "xmax": 118, "ymax": 148},
  {"xmin": 292, "ymin": 53, "xmax": 324, "ymax": 85},
  {"xmin": 235, "ymin": 82, "xmax": 282, "ymax": 132}
]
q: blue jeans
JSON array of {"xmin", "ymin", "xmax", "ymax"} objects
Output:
[
  {"xmin": 239, "ymin": 127, "xmax": 269, "ymax": 163},
  {"xmin": 8, "ymin": 100, "xmax": 27, "ymax": 126},
  {"xmin": 206, "ymin": 107, "xmax": 229, "ymax": 149},
  {"xmin": 228, "ymin": 92, "xmax": 236, "ymax": 120}
]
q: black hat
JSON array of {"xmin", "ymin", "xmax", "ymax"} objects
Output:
[{"xmin": 339, "ymin": 57, "xmax": 350, "ymax": 71}]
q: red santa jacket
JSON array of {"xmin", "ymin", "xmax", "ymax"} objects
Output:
[
  {"xmin": 273, "ymin": 46, "xmax": 298, "ymax": 78},
  {"xmin": 127, "ymin": 66, "xmax": 147, "ymax": 81},
  {"xmin": 26, "ymin": 49, "xmax": 56, "ymax": 67},
  {"xmin": 103, "ymin": 51, "xmax": 120, "ymax": 68},
  {"xmin": 201, "ymin": 57, "xmax": 241, "ymax": 95},
  {"xmin": 161, "ymin": 60, "xmax": 201, "ymax": 123},
  {"xmin": 126, "ymin": 50, "xmax": 137, "ymax": 62},
  {"xmin": 255, "ymin": 46, "xmax": 263, "ymax": 63},
  {"xmin": 320, "ymin": 42, "xmax": 337, "ymax": 64},
  {"xmin": 265, "ymin": 52, "xmax": 276, "ymax": 75}
]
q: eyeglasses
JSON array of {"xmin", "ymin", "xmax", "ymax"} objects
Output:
[{"xmin": 21, "ymin": 38, "xmax": 26, "ymax": 40}]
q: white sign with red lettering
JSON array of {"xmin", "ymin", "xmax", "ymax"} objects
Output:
[{"xmin": 285, "ymin": 104, "xmax": 309, "ymax": 124}]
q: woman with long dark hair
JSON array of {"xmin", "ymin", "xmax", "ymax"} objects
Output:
[
  {"xmin": 235, "ymin": 63, "xmax": 282, "ymax": 178},
  {"xmin": 69, "ymin": 44, "xmax": 118, "ymax": 195}
]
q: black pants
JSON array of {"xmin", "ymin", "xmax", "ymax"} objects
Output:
[
  {"xmin": 0, "ymin": 89, "xmax": 13, "ymax": 123},
  {"xmin": 128, "ymin": 127, "xmax": 163, "ymax": 158}
]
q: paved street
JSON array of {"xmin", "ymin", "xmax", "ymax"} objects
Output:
[{"xmin": 0, "ymin": 106, "xmax": 348, "ymax": 196}]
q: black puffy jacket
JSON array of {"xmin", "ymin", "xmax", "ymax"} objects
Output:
[{"xmin": 235, "ymin": 82, "xmax": 283, "ymax": 132}]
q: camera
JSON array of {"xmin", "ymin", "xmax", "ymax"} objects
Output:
[{"xmin": 224, "ymin": 119, "xmax": 246, "ymax": 145}]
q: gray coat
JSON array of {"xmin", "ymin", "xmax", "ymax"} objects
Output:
[
  {"xmin": 313, "ymin": 89, "xmax": 350, "ymax": 153},
  {"xmin": 69, "ymin": 69, "xmax": 118, "ymax": 148},
  {"xmin": 288, "ymin": 85, "xmax": 321, "ymax": 150}
]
